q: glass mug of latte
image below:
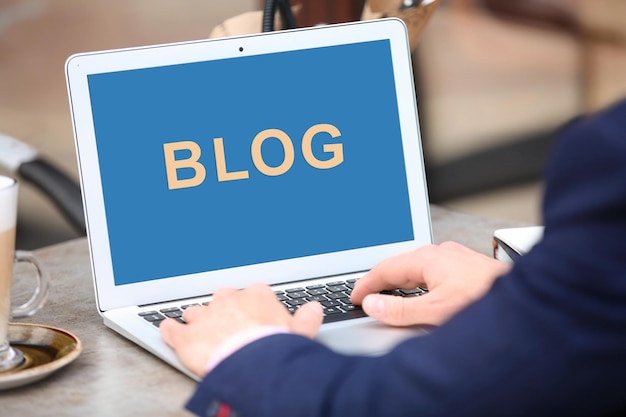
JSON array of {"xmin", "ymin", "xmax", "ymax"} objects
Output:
[{"xmin": 0, "ymin": 175, "xmax": 50, "ymax": 371}]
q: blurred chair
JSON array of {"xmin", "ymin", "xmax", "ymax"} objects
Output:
[
  {"xmin": 423, "ymin": 0, "xmax": 626, "ymax": 207},
  {"xmin": 421, "ymin": 0, "xmax": 581, "ymax": 205}
]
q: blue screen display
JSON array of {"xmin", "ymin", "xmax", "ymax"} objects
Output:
[{"xmin": 88, "ymin": 39, "xmax": 414, "ymax": 286}]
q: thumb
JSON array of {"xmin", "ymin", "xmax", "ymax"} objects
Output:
[
  {"xmin": 291, "ymin": 301, "xmax": 324, "ymax": 338},
  {"xmin": 362, "ymin": 294, "xmax": 433, "ymax": 326}
]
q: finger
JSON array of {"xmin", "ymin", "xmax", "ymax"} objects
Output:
[
  {"xmin": 159, "ymin": 318, "xmax": 213, "ymax": 378},
  {"xmin": 246, "ymin": 282, "xmax": 277, "ymax": 302},
  {"xmin": 160, "ymin": 317, "xmax": 186, "ymax": 349},
  {"xmin": 182, "ymin": 305, "xmax": 204, "ymax": 323},
  {"xmin": 291, "ymin": 301, "xmax": 324, "ymax": 338},
  {"xmin": 211, "ymin": 287, "xmax": 237, "ymax": 302},
  {"xmin": 244, "ymin": 283, "xmax": 289, "ymax": 315},
  {"xmin": 438, "ymin": 240, "xmax": 475, "ymax": 254},
  {"xmin": 351, "ymin": 246, "xmax": 434, "ymax": 304},
  {"xmin": 362, "ymin": 293, "xmax": 447, "ymax": 326}
]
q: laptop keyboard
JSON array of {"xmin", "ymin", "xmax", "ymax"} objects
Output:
[{"xmin": 138, "ymin": 278, "xmax": 428, "ymax": 328}]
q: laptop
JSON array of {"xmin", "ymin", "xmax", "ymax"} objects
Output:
[{"xmin": 65, "ymin": 18, "xmax": 433, "ymax": 380}]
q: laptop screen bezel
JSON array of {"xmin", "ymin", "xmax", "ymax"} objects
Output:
[{"xmin": 66, "ymin": 18, "xmax": 432, "ymax": 312}]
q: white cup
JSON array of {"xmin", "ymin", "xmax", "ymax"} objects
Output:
[{"xmin": 0, "ymin": 175, "xmax": 50, "ymax": 372}]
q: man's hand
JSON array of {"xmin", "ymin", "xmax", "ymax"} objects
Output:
[
  {"xmin": 351, "ymin": 241, "xmax": 511, "ymax": 326},
  {"xmin": 160, "ymin": 282, "xmax": 323, "ymax": 378}
]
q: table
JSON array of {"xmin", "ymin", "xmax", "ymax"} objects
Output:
[{"xmin": 0, "ymin": 206, "xmax": 524, "ymax": 416}]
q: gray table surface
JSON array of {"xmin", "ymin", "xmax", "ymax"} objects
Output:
[{"xmin": 0, "ymin": 205, "xmax": 524, "ymax": 416}]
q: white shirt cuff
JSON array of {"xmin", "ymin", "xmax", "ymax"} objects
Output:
[{"xmin": 205, "ymin": 326, "xmax": 291, "ymax": 374}]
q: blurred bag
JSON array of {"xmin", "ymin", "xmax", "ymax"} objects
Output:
[
  {"xmin": 362, "ymin": 0, "xmax": 442, "ymax": 51},
  {"xmin": 209, "ymin": 0, "xmax": 442, "ymax": 52},
  {"xmin": 209, "ymin": 0, "xmax": 300, "ymax": 38}
]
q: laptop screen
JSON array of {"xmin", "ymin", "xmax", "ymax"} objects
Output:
[{"xmin": 86, "ymin": 39, "xmax": 414, "ymax": 286}]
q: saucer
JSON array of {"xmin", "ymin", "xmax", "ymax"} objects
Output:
[{"xmin": 0, "ymin": 323, "xmax": 82, "ymax": 390}]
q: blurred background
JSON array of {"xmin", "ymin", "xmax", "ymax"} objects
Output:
[{"xmin": 1, "ymin": 0, "xmax": 625, "ymax": 249}]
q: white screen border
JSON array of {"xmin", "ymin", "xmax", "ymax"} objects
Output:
[{"xmin": 66, "ymin": 18, "xmax": 432, "ymax": 312}]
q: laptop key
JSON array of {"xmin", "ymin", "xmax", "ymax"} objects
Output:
[
  {"xmin": 306, "ymin": 288, "xmax": 329, "ymax": 296},
  {"xmin": 285, "ymin": 306, "xmax": 298, "ymax": 314},
  {"xmin": 383, "ymin": 287, "xmax": 429, "ymax": 298},
  {"xmin": 326, "ymin": 292, "xmax": 348, "ymax": 300},
  {"xmin": 141, "ymin": 313, "xmax": 165, "ymax": 322},
  {"xmin": 285, "ymin": 298, "xmax": 308, "ymax": 307},
  {"xmin": 151, "ymin": 317, "xmax": 185, "ymax": 326},
  {"xmin": 327, "ymin": 285, "xmax": 348, "ymax": 293},
  {"xmin": 160, "ymin": 307, "xmax": 182, "ymax": 313},
  {"xmin": 306, "ymin": 295, "xmax": 329, "ymax": 302},
  {"xmin": 320, "ymin": 300, "xmax": 342, "ymax": 308},
  {"xmin": 285, "ymin": 287, "xmax": 306, "ymax": 293},
  {"xmin": 285, "ymin": 291, "xmax": 307, "ymax": 299},
  {"xmin": 398, "ymin": 288, "xmax": 425, "ymax": 296},
  {"xmin": 322, "ymin": 308, "xmax": 367, "ymax": 324},
  {"xmin": 305, "ymin": 284, "xmax": 325, "ymax": 290}
]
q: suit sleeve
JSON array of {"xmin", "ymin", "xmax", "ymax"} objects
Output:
[{"xmin": 186, "ymin": 101, "xmax": 626, "ymax": 417}]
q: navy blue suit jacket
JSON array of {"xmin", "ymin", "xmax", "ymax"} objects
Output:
[{"xmin": 186, "ymin": 100, "xmax": 626, "ymax": 416}]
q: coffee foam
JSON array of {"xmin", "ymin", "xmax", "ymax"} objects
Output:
[{"xmin": 0, "ymin": 177, "xmax": 17, "ymax": 233}]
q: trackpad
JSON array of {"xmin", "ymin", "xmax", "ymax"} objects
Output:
[{"xmin": 316, "ymin": 318, "xmax": 429, "ymax": 356}]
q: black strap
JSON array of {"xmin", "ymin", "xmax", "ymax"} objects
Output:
[
  {"xmin": 262, "ymin": 0, "xmax": 297, "ymax": 33},
  {"xmin": 18, "ymin": 159, "xmax": 86, "ymax": 235}
]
